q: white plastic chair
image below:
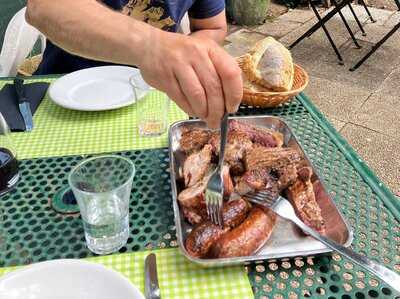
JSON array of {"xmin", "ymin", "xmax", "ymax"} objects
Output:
[
  {"xmin": 179, "ymin": 12, "xmax": 191, "ymax": 35},
  {"xmin": 0, "ymin": 7, "xmax": 46, "ymax": 77}
]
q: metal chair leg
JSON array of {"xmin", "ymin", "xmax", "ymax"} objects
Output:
[
  {"xmin": 359, "ymin": 0, "xmax": 376, "ymax": 22},
  {"xmin": 348, "ymin": 3, "xmax": 367, "ymax": 36},
  {"xmin": 309, "ymin": 1, "xmax": 345, "ymax": 64},
  {"xmin": 331, "ymin": 0, "xmax": 362, "ymax": 49},
  {"xmin": 350, "ymin": 21, "xmax": 400, "ymax": 70},
  {"xmin": 289, "ymin": 0, "xmax": 349, "ymax": 49}
]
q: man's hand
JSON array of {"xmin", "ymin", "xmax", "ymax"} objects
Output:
[
  {"xmin": 26, "ymin": 0, "xmax": 242, "ymax": 127},
  {"xmin": 138, "ymin": 31, "xmax": 242, "ymax": 128}
]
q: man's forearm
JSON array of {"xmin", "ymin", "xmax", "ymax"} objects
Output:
[
  {"xmin": 189, "ymin": 11, "xmax": 228, "ymax": 45},
  {"xmin": 26, "ymin": 0, "xmax": 157, "ymax": 67}
]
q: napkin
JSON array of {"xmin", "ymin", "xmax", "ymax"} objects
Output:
[{"xmin": 0, "ymin": 82, "xmax": 49, "ymax": 131}]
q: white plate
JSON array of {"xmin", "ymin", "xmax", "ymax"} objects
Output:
[
  {"xmin": 0, "ymin": 259, "xmax": 145, "ymax": 299},
  {"xmin": 49, "ymin": 66, "xmax": 145, "ymax": 111}
]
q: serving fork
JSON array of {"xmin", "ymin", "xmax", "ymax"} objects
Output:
[
  {"xmin": 244, "ymin": 190, "xmax": 400, "ymax": 293},
  {"xmin": 205, "ymin": 113, "xmax": 229, "ymax": 227}
]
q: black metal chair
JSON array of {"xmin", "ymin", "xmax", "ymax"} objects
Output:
[
  {"xmin": 290, "ymin": 0, "xmax": 400, "ymax": 70},
  {"xmin": 350, "ymin": 0, "xmax": 400, "ymax": 70},
  {"xmin": 289, "ymin": 0, "xmax": 375, "ymax": 65}
]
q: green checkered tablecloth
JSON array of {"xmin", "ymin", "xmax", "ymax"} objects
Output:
[
  {"xmin": 0, "ymin": 248, "xmax": 254, "ymax": 299},
  {"xmin": 0, "ymin": 79, "xmax": 188, "ymax": 159}
]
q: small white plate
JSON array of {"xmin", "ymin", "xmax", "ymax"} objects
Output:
[
  {"xmin": 0, "ymin": 259, "xmax": 145, "ymax": 299},
  {"xmin": 49, "ymin": 66, "xmax": 145, "ymax": 111}
]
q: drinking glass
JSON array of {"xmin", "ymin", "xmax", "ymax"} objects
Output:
[
  {"xmin": 68, "ymin": 155, "xmax": 135, "ymax": 255},
  {"xmin": 131, "ymin": 76, "xmax": 170, "ymax": 136},
  {"xmin": 0, "ymin": 112, "xmax": 19, "ymax": 196}
]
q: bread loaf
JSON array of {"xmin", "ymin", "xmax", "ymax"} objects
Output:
[{"xmin": 241, "ymin": 37, "xmax": 294, "ymax": 92}]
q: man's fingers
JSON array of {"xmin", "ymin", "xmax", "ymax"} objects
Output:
[
  {"xmin": 166, "ymin": 77, "xmax": 196, "ymax": 117},
  {"xmin": 175, "ymin": 66, "xmax": 208, "ymax": 120},
  {"xmin": 209, "ymin": 47, "xmax": 243, "ymax": 113},
  {"xmin": 141, "ymin": 70, "xmax": 195, "ymax": 117},
  {"xmin": 193, "ymin": 59, "xmax": 224, "ymax": 129}
]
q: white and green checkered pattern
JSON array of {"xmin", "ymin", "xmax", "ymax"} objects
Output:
[
  {"xmin": 0, "ymin": 79, "xmax": 188, "ymax": 159},
  {"xmin": 0, "ymin": 248, "xmax": 254, "ymax": 299}
]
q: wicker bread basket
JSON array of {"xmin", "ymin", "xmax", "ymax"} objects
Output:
[{"xmin": 237, "ymin": 55, "xmax": 309, "ymax": 108}]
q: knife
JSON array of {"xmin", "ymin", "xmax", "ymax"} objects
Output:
[
  {"xmin": 14, "ymin": 78, "xmax": 33, "ymax": 131},
  {"xmin": 144, "ymin": 253, "xmax": 161, "ymax": 299}
]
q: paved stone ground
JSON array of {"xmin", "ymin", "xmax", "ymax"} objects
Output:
[{"xmin": 224, "ymin": 5, "xmax": 400, "ymax": 195}]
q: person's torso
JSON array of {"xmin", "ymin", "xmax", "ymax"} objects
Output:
[
  {"xmin": 105, "ymin": 0, "xmax": 194, "ymax": 32},
  {"xmin": 35, "ymin": 0, "xmax": 195, "ymax": 75}
]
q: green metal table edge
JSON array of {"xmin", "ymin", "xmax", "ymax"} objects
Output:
[{"xmin": 297, "ymin": 92, "xmax": 400, "ymax": 222}]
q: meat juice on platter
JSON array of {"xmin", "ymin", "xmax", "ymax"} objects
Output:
[{"xmin": 0, "ymin": 147, "xmax": 19, "ymax": 195}]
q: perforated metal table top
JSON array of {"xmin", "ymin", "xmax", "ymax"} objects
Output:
[{"xmin": 0, "ymin": 88, "xmax": 399, "ymax": 299}]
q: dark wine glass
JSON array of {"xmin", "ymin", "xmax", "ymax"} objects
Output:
[{"xmin": 0, "ymin": 112, "xmax": 19, "ymax": 196}]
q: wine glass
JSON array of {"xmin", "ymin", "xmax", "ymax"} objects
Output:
[{"xmin": 0, "ymin": 112, "xmax": 19, "ymax": 196}]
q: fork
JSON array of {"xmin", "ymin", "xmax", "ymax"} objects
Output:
[
  {"xmin": 244, "ymin": 190, "xmax": 400, "ymax": 293},
  {"xmin": 205, "ymin": 113, "xmax": 229, "ymax": 227}
]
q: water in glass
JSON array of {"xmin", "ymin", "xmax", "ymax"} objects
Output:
[
  {"xmin": 68, "ymin": 155, "xmax": 134, "ymax": 255},
  {"xmin": 82, "ymin": 193, "xmax": 129, "ymax": 255}
]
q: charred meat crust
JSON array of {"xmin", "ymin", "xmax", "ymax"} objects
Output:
[
  {"xmin": 287, "ymin": 167, "xmax": 326, "ymax": 234},
  {"xmin": 245, "ymin": 146, "xmax": 301, "ymax": 171},
  {"xmin": 209, "ymin": 207, "xmax": 277, "ymax": 258},
  {"xmin": 180, "ymin": 128, "xmax": 211, "ymax": 154},
  {"xmin": 235, "ymin": 168, "xmax": 277, "ymax": 195},
  {"xmin": 229, "ymin": 119, "xmax": 284, "ymax": 148},
  {"xmin": 185, "ymin": 198, "xmax": 251, "ymax": 257}
]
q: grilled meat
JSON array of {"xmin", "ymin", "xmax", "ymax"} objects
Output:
[
  {"xmin": 180, "ymin": 127, "xmax": 211, "ymax": 154},
  {"xmin": 209, "ymin": 207, "xmax": 277, "ymax": 258},
  {"xmin": 276, "ymin": 163, "xmax": 298, "ymax": 190},
  {"xmin": 183, "ymin": 144, "xmax": 212, "ymax": 187},
  {"xmin": 178, "ymin": 179, "xmax": 206, "ymax": 210},
  {"xmin": 179, "ymin": 165, "xmax": 233, "ymax": 224},
  {"xmin": 229, "ymin": 119, "xmax": 284, "ymax": 148},
  {"xmin": 235, "ymin": 168, "xmax": 278, "ymax": 195},
  {"xmin": 226, "ymin": 132, "xmax": 253, "ymax": 174},
  {"xmin": 186, "ymin": 223, "xmax": 227, "ymax": 258},
  {"xmin": 178, "ymin": 120, "xmax": 327, "ymax": 259},
  {"xmin": 185, "ymin": 198, "xmax": 250, "ymax": 258},
  {"xmin": 287, "ymin": 167, "xmax": 326, "ymax": 234},
  {"xmin": 182, "ymin": 207, "xmax": 207, "ymax": 225},
  {"xmin": 222, "ymin": 165, "xmax": 234, "ymax": 198},
  {"xmin": 210, "ymin": 131, "xmax": 253, "ymax": 175},
  {"xmin": 245, "ymin": 146, "xmax": 301, "ymax": 171}
]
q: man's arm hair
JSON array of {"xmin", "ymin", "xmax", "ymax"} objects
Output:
[{"xmin": 26, "ymin": 0, "xmax": 158, "ymax": 66}]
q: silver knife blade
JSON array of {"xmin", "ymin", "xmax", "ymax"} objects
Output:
[
  {"xmin": 144, "ymin": 253, "xmax": 161, "ymax": 299},
  {"xmin": 18, "ymin": 102, "xmax": 33, "ymax": 131}
]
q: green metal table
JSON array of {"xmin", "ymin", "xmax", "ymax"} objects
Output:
[{"xmin": 0, "ymin": 76, "xmax": 399, "ymax": 299}]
